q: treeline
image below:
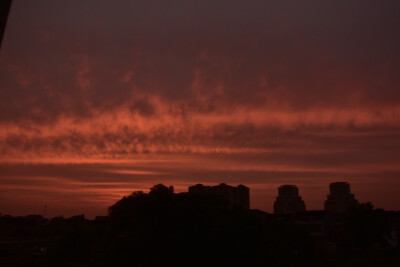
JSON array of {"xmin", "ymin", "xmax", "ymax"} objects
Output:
[{"xmin": 0, "ymin": 184, "xmax": 399, "ymax": 266}]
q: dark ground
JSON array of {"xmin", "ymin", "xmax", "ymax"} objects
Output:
[{"xmin": 1, "ymin": 184, "xmax": 399, "ymax": 266}]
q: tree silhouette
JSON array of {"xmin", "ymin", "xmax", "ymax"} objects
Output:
[
  {"xmin": 343, "ymin": 202, "xmax": 390, "ymax": 251},
  {"xmin": 99, "ymin": 184, "xmax": 312, "ymax": 266}
]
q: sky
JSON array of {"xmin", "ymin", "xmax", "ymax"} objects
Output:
[{"xmin": 1, "ymin": 0, "xmax": 400, "ymax": 218}]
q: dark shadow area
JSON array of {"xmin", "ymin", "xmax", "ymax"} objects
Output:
[
  {"xmin": 0, "ymin": 0, "xmax": 12, "ymax": 50},
  {"xmin": 0, "ymin": 184, "xmax": 399, "ymax": 266}
]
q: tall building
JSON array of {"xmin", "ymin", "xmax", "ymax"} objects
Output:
[
  {"xmin": 324, "ymin": 182, "xmax": 359, "ymax": 213},
  {"xmin": 188, "ymin": 183, "xmax": 250, "ymax": 209},
  {"xmin": 274, "ymin": 185, "xmax": 306, "ymax": 214}
]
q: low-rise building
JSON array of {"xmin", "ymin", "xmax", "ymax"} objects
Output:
[{"xmin": 188, "ymin": 183, "xmax": 250, "ymax": 209}]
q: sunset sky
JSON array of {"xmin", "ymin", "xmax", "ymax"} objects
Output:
[{"xmin": 1, "ymin": 0, "xmax": 400, "ymax": 218}]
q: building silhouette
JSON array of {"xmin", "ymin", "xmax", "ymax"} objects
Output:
[
  {"xmin": 274, "ymin": 185, "xmax": 306, "ymax": 214},
  {"xmin": 188, "ymin": 183, "xmax": 250, "ymax": 209},
  {"xmin": 324, "ymin": 182, "xmax": 359, "ymax": 212}
]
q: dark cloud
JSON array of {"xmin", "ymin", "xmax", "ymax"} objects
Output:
[{"xmin": 1, "ymin": 0, "xmax": 399, "ymax": 122}]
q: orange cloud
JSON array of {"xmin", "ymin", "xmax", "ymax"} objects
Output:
[{"xmin": 0, "ymin": 94, "xmax": 399, "ymax": 161}]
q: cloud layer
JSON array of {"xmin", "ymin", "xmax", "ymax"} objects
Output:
[{"xmin": 0, "ymin": 0, "xmax": 399, "ymax": 216}]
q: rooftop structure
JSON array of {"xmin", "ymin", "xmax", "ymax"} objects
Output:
[
  {"xmin": 324, "ymin": 182, "xmax": 359, "ymax": 213},
  {"xmin": 274, "ymin": 185, "xmax": 306, "ymax": 215}
]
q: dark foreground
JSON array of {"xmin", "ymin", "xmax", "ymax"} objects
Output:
[{"xmin": 1, "ymin": 184, "xmax": 399, "ymax": 266}]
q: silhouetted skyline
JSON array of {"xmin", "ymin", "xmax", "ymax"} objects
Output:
[{"xmin": 1, "ymin": 183, "xmax": 399, "ymax": 266}]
